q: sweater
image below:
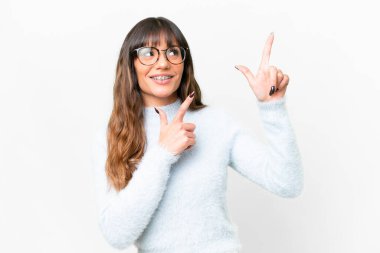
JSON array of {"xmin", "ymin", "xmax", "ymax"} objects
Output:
[{"xmin": 91, "ymin": 96, "xmax": 304, "ymax": 253}]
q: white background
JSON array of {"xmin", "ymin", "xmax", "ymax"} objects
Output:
[{"xmin": 1, "ymin": 0, "xmax": 379, "ymax": 252}]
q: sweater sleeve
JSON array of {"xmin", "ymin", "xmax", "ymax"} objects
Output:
[
  {"xmin": 91, "ymin": 128, "xmax": 180, "ymax": 250},
  {"xmin": 227, "ymin": 96, "xmax": 304, "ymax": 198}
]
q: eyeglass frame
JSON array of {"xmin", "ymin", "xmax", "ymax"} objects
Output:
[{"xmin": 131, "ymin": 46, "xmax": 189, "ymax": 66}]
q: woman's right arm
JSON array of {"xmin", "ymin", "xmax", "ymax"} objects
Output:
[{"xmin": 91, "ymin": 128, "xmax": 180, "ymax": 250}]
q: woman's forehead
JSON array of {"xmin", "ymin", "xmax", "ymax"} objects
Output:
[{"xmin": 143, "ymin": 32, "xmax": 178, "ymax": 47}]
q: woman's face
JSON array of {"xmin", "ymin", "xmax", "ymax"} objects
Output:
[{"xmin": 134, "ymin": 36, "xmax": 184, "ymax": 107}]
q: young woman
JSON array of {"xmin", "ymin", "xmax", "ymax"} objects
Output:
[{"xmin": 91, "ymin": 16, "xmax": 303, "ymax": 253}]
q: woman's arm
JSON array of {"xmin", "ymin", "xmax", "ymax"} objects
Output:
[
  {"xmin": 91, "ymin": 128, "xmax": 180, "ymax": 250},
  {"xmin": 228, "ymin": 97, "xmax": 304, "ymax": 198}
]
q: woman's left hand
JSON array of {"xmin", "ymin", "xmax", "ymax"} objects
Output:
[{"xmin": 235, "ymin": 32, "xmax": 289, "ymax": 102}]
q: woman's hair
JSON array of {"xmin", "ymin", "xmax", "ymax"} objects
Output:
[{"xmin": 106, "ymin": 17, "xmax": 207, "ymax": 192}]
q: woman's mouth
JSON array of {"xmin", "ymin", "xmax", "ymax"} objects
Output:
[{"xmin": 150, "ymin": 75, "xmax": 174, "ymax": 85}]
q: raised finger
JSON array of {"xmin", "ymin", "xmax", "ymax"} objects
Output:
[
  {"xmin": 173, "ymin": 91, "xmax": 195, "ymax": 123},
  {"xmin": 155, "ymin": 107, "xmax": 168, "ymax": 127},
  {"xmin": 259, "ymin": 32, "xmax": 274, "ymax": 70}
]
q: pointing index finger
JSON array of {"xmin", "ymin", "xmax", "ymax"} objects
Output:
[{"xmin": 259, "ymin": 32, "xmax": 274, "ymax": 70}]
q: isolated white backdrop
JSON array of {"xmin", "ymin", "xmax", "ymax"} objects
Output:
[{"xmin": 1, "ymin": 0, "xmax": 379, "ymax": 252}]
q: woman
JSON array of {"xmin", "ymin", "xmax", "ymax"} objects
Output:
[{"xmin": 91, "ymin": 16, "xmax": 303, "ymax": 253}]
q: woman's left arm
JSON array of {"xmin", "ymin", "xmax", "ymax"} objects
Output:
[
  {"xmin": 230, "ymin": 32, "xmax": 303, "ymax": 198},
  {"xmin": 227, "ymin": 97, "xmax": 304, "ymax": 198}
]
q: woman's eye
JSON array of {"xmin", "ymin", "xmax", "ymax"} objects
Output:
[
  {"xmin": 140, "ymin": 48, "xmax": 154, "ymax": 57},
  {"xmin": 143, "ymin": 51, "xmax": 153, "ymax": 56},
  {"xmin": 168, "ymin": 48, "xmax": 179, "ymax": 56}
]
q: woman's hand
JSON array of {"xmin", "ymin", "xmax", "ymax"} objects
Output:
[
  {"xmin": 155, "ymin": 93, "xmax": 196, "ymax": 156},
  {"xmin": 235, "ymin": 32, "xmax": 289, "ymax": 102}
]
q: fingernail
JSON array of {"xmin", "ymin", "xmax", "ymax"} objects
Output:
[
  {"xmin": 234, "ymin": 65, "xmax": 239, "ymax": 70},
  {"xmin": 189, "ymin": 91, "xmax": 195, "ymax": 98},
  {"xmin": 269, "ymin": 86, "xmax": 275, "ymax": 96},
  {"xmin": 154, "ymin": 107, "xmax": 159, "ymax": 114}
]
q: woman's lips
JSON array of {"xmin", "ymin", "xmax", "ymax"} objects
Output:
[{"xmin": 150, "ymin": 76, "xmax": 174, "ymax": 85}]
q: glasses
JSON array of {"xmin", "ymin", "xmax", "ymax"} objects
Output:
[{"xmin": 132, "ymin": 46, "xmax": 188, "ymax": 66}]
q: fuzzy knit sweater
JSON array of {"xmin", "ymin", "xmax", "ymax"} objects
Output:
[{"xmin": 91, "ymin": 96, "xmax": 304, "ymax": 253}]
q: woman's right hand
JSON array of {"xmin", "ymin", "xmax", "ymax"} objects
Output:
[{"xmin": 155, "ymin": 93, "xmax": 196, "ymax": 156}]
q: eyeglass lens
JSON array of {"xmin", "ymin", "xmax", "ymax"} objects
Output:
[{"xmin": 137, "ymin": 47, "xmax": 185, "ymax": 65}]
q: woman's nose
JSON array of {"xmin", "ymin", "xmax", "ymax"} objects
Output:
[{"xmin": 155, "ymin": 52, "xmax": 170, "ymax": 68}]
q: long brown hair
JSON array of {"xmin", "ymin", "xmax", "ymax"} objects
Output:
[{"xmin": 106, "ymin": 17, "xmax": 207, "ymax": 192}]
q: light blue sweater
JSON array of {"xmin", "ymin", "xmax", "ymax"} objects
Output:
[{"xmin": 91, "ymin": 96, "xmax": 303, "ymax": 253}]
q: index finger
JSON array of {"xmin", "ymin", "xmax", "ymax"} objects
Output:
[
  {"xmin": 259, "ymin": 32, "xmax": 274, "ymax": 70},
  {"xmin": 173, "ymin": 92, "xmax": 195, "ymax": 123}
]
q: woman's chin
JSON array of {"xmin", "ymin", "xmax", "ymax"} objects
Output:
[{"xmin": 152, "ymin": 84, "xmax": 179, "ymax": 96}]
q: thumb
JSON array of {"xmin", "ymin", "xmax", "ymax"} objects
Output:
[
  {"xmin": 154, "ymin": 107, "xmax": 168, "ymax": 128},
  {"xmin": 235, "ymin": 65, "xmax": 255, "ymax": 85}
]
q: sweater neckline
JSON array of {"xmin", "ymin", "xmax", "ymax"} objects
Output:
[{"xmin": 144, "ymin": 97, "xmax": 182, "ymax": 121}]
